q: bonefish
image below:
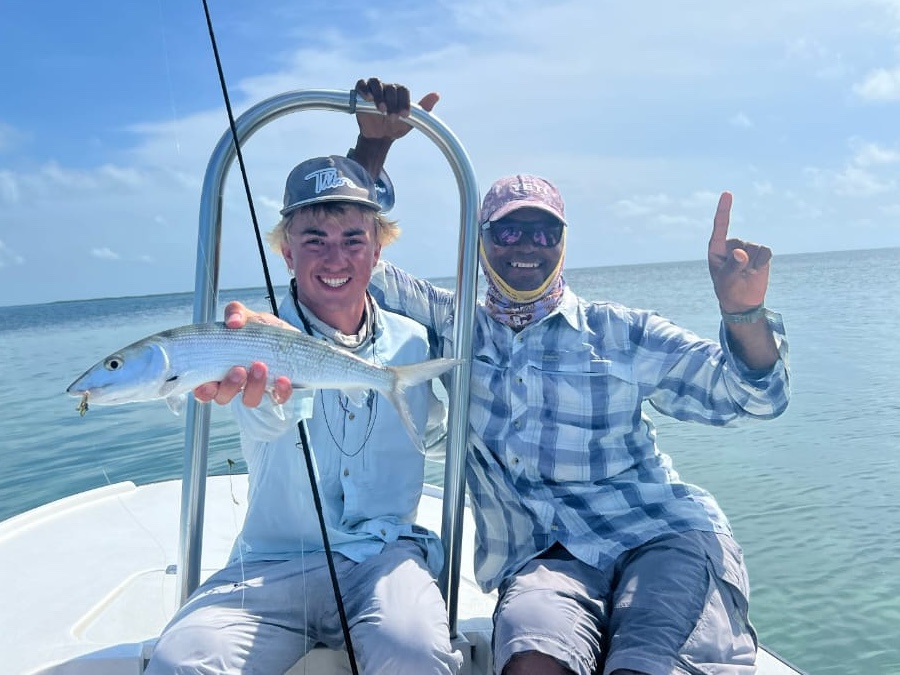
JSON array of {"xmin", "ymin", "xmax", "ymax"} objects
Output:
[{"xmin": 67, "ymin": 322, "xmax": 460, "ymax": 451}]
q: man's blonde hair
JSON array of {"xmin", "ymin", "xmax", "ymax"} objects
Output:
[{"xmin": 267, "ymin": 203, "xmax": 400, "ymax": 253}]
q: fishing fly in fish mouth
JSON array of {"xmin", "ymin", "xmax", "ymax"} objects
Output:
[{"xmin": 74, "ymin": 353, "xmax": 129, "ymax": 415}]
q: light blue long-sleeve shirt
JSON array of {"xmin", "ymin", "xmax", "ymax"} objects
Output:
[
  {"xmin": 370, "ymin": 260, "xmax": 790, "ymax": 592},
  {"xmin": 228, "ymin": 293, "xmax": 444, "ymax": 575}
]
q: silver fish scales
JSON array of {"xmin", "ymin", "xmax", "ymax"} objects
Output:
[{"xmin": 67, "ymin": 322, "xmax": 461, "ymax": 450}]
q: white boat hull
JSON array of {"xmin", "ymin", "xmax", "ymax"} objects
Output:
[{"xmin": 0, "ymin": 475, "xmax": 804, "ymax": 674}]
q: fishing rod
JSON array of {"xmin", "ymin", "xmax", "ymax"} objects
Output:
[{"xmin": 198, "ymin": 2, "xmax": 360, "ymax": 672}]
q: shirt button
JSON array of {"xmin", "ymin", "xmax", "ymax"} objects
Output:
[
  {"xmin": 343, "ymin": 468, "xmax": 350, "ymax": 477},
  {"xmin": 516, "ymin": 377, "xmax": 523, "ymax": 384},
  {"xmin": 348, "ymin": 412, "xmax": 356, "ymax": 420},
  {"xmin": 512, "ymin": 457, "xmax": 520, "ymax": 464},
  {"xmin": 380, "ymin": 529, "xmax": 387, "ymax": 536},
  {"xmin": 513, "ymin": 420, "xmax": 521, "ymax": 429}
]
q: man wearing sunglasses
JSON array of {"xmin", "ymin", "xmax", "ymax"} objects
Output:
[
  {"xmin": 355, "ymin": 79, "xmax": 790, "ymax": 675},
  {"xmin": 475, "ymin": 177, "xmax": 569, "ymax": 331},
  {"xmin": 219, "ymin": 79, "xmax": 791, "ymax": 675}
]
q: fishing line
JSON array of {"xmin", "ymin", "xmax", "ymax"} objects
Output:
[
  {"xmin": 199, "ymin": 2, "xmax": 359, "ymax": 671},
  {"xmin": 156, "ymin": 0, "xmax": 182, "ymax": 157},
  {"xmin": 226, "ymin": 458, "xmax": 248, "ymax": 609},
  {"xmin": 100, "ymin": 467, "xmax": 171, "ymax": 619},
  {"xmin": 159, "ymin": 0, "xmax": 222, "ymax": 303},
  {"xmin": 292, "ymin": 281, "xmax": 379, "ymax": 458}
]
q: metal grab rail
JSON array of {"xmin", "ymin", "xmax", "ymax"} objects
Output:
[{"xmin": 177, "ymin": 89, "xmax": 480, "ymax": 636}]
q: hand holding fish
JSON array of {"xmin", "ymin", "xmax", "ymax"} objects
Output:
[
  {"xmin": 707, "ymin": 191, "xmax": 771, "ymax": 313},
  {"xmin": 193, "ymin": 361, "xmax": 293, "ymax": 408},
  {"xmin": 193, "ymin": 302, "xmax": 294, "ymax": 407}
]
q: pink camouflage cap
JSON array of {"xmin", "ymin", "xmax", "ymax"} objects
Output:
[{"xmin": 480, "ymin": 174, "xmax": 567, "ymax": 226}]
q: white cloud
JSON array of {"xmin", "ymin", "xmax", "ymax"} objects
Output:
[
  {"xmin": 853, "ymin": 67, "xmax": 900, "ymax": 100},
  {"xmin": 0, "ymin": 121, "xmax": 27, "ymax": 154},
  {"xmin": 90, "ymin": 247, "xmax": 121, "ymax": 261},
  {"xmin": 785, "ymin": 36, "xmax": 828, "ymax": 61},
  {"xmin": 0, "ymin": 240, "xmax": 24, "ymax": 268},
  {"xmin": 850, "ymin": 140, "xmax": 900, "ymax": 166},
  {"xmin": 730, "ymin": 112, "xmax": 754, "ymax": 128},
  {"xmin": 98, "ymin": 165, "xmax": 144, "ymax": 187},
  {"xmin": 0, "ymin": 171, "xmax": 19, "ymax": 205},
  {"xmin": 833, "ymin": 166, "xmax": 895, "ymax": 196},
  {"xmin": 680, "ymin": 191, "xmax": 722, "ymax": 210},
  {"xmin": 784, "ymin": 35, "xmax": 850, "ymax": 80},
  {"xmin": 40, "ymin": 162, "xmax": 101, "ymax": 190},
  {"xmin": 611, "ymin": 200, "xmax": 655, "ymax": 219},
  {"xmin": 655, "ymin": 213, "xmax": 698, "ymax": 227},
  {"xmin": 611, "ymin": 194, "xmax": 673, "ymax": 218}
]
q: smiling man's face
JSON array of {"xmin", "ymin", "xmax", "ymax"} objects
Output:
[
  {"xmin": 481, "ymin": 207, "xmax": 565, "ymax": 293},
  {"xmin": 283, "ymin": 204, "xmax": 381, "ymax": 334}
]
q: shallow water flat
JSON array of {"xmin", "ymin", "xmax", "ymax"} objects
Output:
[{"xmin": 2, "ymin": 248, "xmax": 898, "ymax": 674}]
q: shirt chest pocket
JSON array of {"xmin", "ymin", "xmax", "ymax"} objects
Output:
[{"xmin": 533, "ymin": 353, "xmax": 638, "ymax": 423}]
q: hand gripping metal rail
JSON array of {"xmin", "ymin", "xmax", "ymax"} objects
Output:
[{"xmin": 178, "ymin": 89, "xmax": 479, "ymax": 636}]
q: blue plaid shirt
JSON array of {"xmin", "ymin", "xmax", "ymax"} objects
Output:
[{"xmin": 371, "ymin": 261, "xmax": 790, "ymax": 592}]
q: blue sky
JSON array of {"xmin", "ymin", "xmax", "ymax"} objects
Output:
[{"xmin": 2, "ymin": 0, "xmax": 900, "ymax": 307}]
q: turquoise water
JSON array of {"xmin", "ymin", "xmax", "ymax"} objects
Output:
[{"xmin": 1, "ymin": 248, "xmax": 898, "ymax": 674}]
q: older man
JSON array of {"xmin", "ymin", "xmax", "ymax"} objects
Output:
[{"xmin": 358, "ymin": 79, "xmax": 790, "ymax": 675}]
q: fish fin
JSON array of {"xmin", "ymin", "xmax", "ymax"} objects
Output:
[
  {"xmin": 384, "ymin": 358, "xmax": 463, "ymax": 454},
  {"xmin": 263, "ymin": 389, "xmax": 287, "ymax": 421},
  {"xmin": 165, "ymin": 394, "xmax": 187, "ymax": 416},
  {"xmin": 386, "ymin": 390, "xmax": 426, "ymax": 454}
]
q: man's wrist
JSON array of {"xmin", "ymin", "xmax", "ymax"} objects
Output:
[
  {"xmin": 348, "ymin": 135, "xmax": 396, "ymax": 211},
  {"xmin": 348, "ymin": 135, "xmax": 393, "ymax": 173},
  {"xmin": 352, "ymin": 133, "xmax": 394, "ymax": 150},
  {"xmin": 721, "ymin": 304, "xmax": 767, "ymax": 324}
]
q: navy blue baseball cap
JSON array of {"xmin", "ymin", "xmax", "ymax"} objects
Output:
[{"xmin": 281, "ymin": 155, "xmax": 382, "ymax": 216}]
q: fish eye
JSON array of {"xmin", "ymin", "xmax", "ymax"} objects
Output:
[{"xmin": 104, "ymin": 355, "xmax": 124, "ymax": 371}]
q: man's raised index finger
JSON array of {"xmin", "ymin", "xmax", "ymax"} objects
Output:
[{"xmin": 709, "ymin": 191, "xmax": 733, "ymax": 247}]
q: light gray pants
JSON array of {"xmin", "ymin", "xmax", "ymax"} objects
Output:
[
  {"xmin": 494, "ymin": 531, "xmax": 756, "ymax": 675},
  {"xmin": 146, "ymin": 540, "xmax": 462, "ymax": 675}
]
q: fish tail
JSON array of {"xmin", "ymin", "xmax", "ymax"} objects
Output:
[{"xmin": 384, "ymin": 358, "xmax": 462, "ymax": 452}]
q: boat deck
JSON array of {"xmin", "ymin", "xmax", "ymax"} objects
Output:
[{"xmin": 0, "ymin": 475, "xmax": 804, "ymax": 674}]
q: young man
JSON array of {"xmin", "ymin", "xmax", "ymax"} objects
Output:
[
  {"xmin": 355, "ymin": 80, "xmax": 790, "ymax": 675},
  {"xmin": 145, "ymin": 155, "xmax": 462, "ymax": 675}
]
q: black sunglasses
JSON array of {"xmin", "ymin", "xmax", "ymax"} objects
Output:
[{"xmin": 482, "ymin": 218, "xmax": 565, "ymax": 248}]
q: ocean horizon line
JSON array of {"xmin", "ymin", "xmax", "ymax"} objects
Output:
[{"xmin": 2, "ymin": 245, "xmax": 897, "ymax": 311}]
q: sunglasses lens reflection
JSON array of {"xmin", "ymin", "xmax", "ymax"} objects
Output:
[{"xmin": 491, "ymin": 221, "xmax": 562, "ymax": 247}]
